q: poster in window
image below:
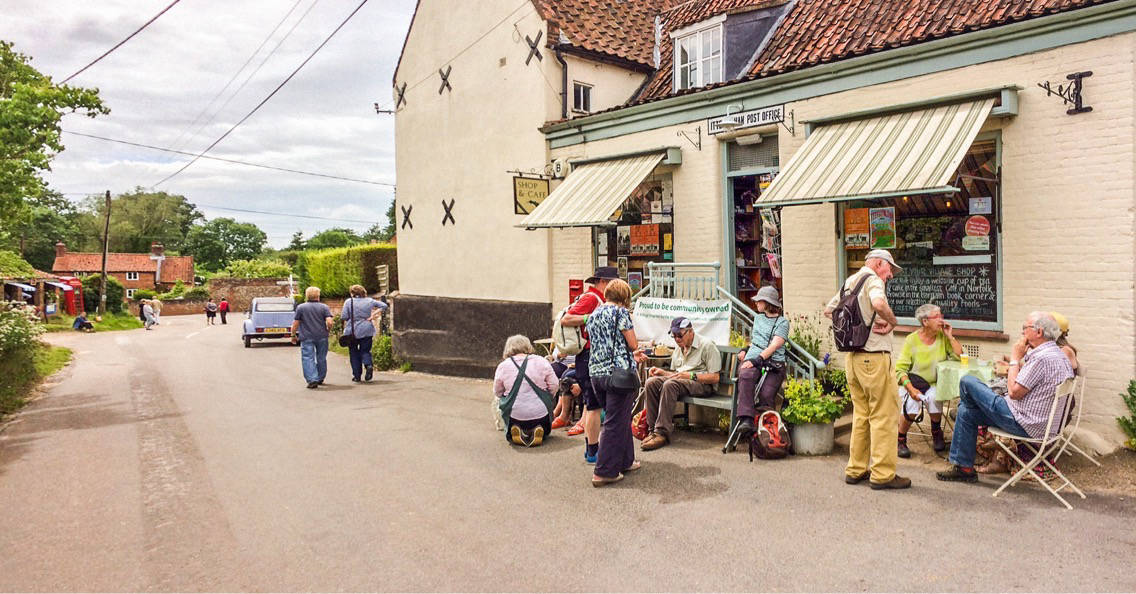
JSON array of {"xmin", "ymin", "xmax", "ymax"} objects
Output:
[
  {"xmin": 512, "ymin": 177, "xmax": 549, "ymax": 215},
  {"xmin": 630, "ymin": 224, "xmax": 659, "ymax": 256},
  {"xmin": 844, "ymin": 208, "xmax": 870, "ymax": 249},
  {"xmin": 663, "ymin": 233, "xmax": 672, "ymax": 251},
  {"xmin": 969, "ymin": 197, "xmax": 993, "ymax": 215},
  {"xmin": 627, "ymin": 272, "xmax": 643, "ymax": 293},
  {"xmin": 765, "ymin": 253, "xmax": 781, "ymax": 278},
  {"xmin": 616, "ymin": 226, "xmax": 631, "ymax": 255},
  {"xmin": 869, "ymin": 207, "xmax": 896, "ymax": 249}
]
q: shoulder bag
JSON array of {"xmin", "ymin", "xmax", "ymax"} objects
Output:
[{"xmin": 338, "ymin": 299, "xmax": 357, "ymax": 348}]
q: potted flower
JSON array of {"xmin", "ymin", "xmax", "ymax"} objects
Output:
[{"xmin": 781, "ymin": 377, "xmax": 848, "ymax": 455}]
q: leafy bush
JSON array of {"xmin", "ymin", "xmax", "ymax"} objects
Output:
[
  {"xmin": 356, "ymin": 243, "xmax": 398, "ymax": 293},
  {"xmin": 222, "ymin": 258, "xmax": 292, "ymax": 278},
  {"xmin": 158, "ymin": 279, "xmax": 187, "ymax": 299},
  {"xmin": 0, "ymin": 250, "xmax": 36, "ymax": 278},
  {"xmin": 818, "ymin": 367, "xmax": 850, "ymax": 400},
  {"xmin": 398, "ymin": 361, "xmax": 412, "ymax": 373},
  {"xmin": 132, "ymin": 289, "xmax": 156, "ymax": 301},
  {"xmin": 81, "ymin": 274, "xmax": 125, "ymax": 313},
  {"xmin": 781, "ymin": 378, "xmax": 848, "ymax": 425},
  {"xmin": 0, "ymin": 303, "xmax": 44, "ymax": 356},
  {"xmin": 183, "ymin": 286, "xmax": 211, "ymax": 300},
  {"xmin": 788, "ymin": 311, "xmax": 829, "ymax": 361},
  {"xmin": 304, "ymin": 243, "xmax": 397, "ymax": 297},
  {"xmin": 1, "ymin": 343, "xmax": 71, "ymax": 416},
  {"xmin": 372, "ymin": 334, "xmax": 397, "ymax": 371},
  {"xmin": 1119, "ymin": 380, "xmax": 1136, "ymax": 450}
]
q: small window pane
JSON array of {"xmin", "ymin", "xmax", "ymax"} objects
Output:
[
  {"xmin": 705, "ymin": 56, "xmax": 721, "ymax": 84},
  {"xmin": 256, "ymin": 302, "xmax": 295, "ymax": 312}
]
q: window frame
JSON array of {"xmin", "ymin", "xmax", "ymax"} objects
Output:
[
  {"xmin": 126, "ymin": 288, "xmax": 136, "ymax": 298},
  {"xmin": 572, "ymin": 81, "xmax": 592, "ymax": 114},
  {"xmin": 835, "ymin": 131, "xmax": 1003, "ymax": 332},
  {"xmin": 126, "ymin": 271, "xmax": 139, "ymax": 281},
  {"xmin": 673, "ymin": 22, "xmax": 724, "ymax": 92}
]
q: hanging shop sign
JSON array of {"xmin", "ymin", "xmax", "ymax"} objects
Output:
[
  {"xmin": 513, "ymin": 176, "xmax": 549, "ymax": 215},
  {"xmin": 707, "ymin": 104, "xmax": 784, "ymax": 135},
  {"xmin": 844, "ymin": 208, "xmax": 870, "ymax": 249}
]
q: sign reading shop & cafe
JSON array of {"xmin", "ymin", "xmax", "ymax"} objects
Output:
[
  {"xmin": 707, "ymin": 104, "xmax": 785, "ymax": 135},
  {"xmin": 513, "ymin": 176, "xmax": 549, "ymax": 215}
]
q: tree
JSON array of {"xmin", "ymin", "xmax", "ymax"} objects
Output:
[
  {"xmin": 183, "ymin": 217, "xmax": 267, "ymax": 271},
  {"xmin": 0, "ymin": 41, "xmax": 108, "ymax": 228},
  {"xmin": 305, "ymin": 227, "xmax": 364, "ymax": 250},
  {"xmin": 73, "ymin": 188, "xmax": 203, "ymax": 253},
  {"xmin": 361, "ymin": 201, "xmax": 396, "ymax": 243},
  {"xmin": 2, "ymin": 190, "xmax": 81, "ymax": 270},
  {"xmin": 287, "ymin": 231, "xmax": 305, "ymax": 251}
]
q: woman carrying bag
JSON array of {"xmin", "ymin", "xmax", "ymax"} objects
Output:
[
  {"xmin": 340, "ymin": 285, "xmax": 388, "ymax": 383},
  {"xmin": 584, "ymin": 279, "xmax": 645, "ymax": 487}
]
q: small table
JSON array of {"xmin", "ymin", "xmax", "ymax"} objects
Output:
[
  {"xmin": 934, "ymin": 360, "xmax": 996, "ymax": 402},
  {"xmin": 533, "ymin": 338, "xmax": 555, "ymax": 357}
]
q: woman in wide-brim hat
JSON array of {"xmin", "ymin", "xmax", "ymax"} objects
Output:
[{"xmin": 734, "ymin": 286, "xmax": 790, "ymax": 435}]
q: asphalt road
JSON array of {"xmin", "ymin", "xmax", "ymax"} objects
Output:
[{"xmin": 1, "ymin": 315, "xmax": 1134, "ymax": 592}]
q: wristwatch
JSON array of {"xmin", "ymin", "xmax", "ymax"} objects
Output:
[
  {"xmin": 1008, "ymin": 360, "xmax": 1020, "ymax": 367},
  {"xmin": 689, "ymin": 372, "xmax": 697, "ymax": 381}
]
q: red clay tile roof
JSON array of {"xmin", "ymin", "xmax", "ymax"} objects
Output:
[
  {"xmin": 533, "ymin": 0, "xmax": 685, "ymax": 68},
  {"xmin": 53, "ymin": 252, "xmax": 195, "ymax": 284},
  {"xmin": 636, "ymin": 0, "xmax": 1117, "ymax": 102}
]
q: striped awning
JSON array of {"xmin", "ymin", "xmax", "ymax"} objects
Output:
[
  {"xmin": 517, "ymin": 151, "xmax": 666, "ymax": 228},
  {"xmin": 757, "ymin": 98, "xmax": 995, "ymax": 207}
]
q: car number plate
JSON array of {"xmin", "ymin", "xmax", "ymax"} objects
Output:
[{"xmin": 264, "ymin": 327, "xmax": 288, "ymax": 334}]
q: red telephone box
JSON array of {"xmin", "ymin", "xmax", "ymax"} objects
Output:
[
  {"xmin": 568, "ymin": 279, "xmax": 583, "ymax": 304},
  {"xmin": 58, "ymin": 276, "xmax": 84, "ymax": 315}
]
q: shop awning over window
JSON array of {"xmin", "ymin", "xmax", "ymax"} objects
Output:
[
  {"xmin": 4, "ymin": 281, "xmax": 36, "ymax": 292},
  {"xmin": 757, "ymin": 98, "xmax": 995, "ymax": 207},
  {"xmin": 516, "ymin": 151, "xmax": 666, "ymax": 229},
  {"xmin": 46, "ymin": 281, "xmax": 73, "ymax": 291}
]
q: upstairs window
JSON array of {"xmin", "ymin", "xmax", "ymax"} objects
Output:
[
  {"xmin": 126, "ymin": 272, "xmax": 139, "ymax": 281},
  {"xmin": 573, "ymin": 82, "xmax": 592, "ymax": 114},
  {"xmin": 675, "ymin": 25, "xmax": 722, "ymax": 91}
]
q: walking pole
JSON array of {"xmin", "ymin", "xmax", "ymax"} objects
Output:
[{"xmin": 723, "ymin": 363, "xmax": 768, "ymax": 453}]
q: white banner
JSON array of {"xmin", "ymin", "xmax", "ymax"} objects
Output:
[{"xmin": 633, "ymin": 297, "xmax": 732, "ymax": 346}]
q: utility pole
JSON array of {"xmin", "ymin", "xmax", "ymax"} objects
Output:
[{"xmin": 98, "ymin": 190, "xmax": 111, "ymax": 315}]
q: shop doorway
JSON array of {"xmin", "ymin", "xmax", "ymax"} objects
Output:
[{"xmin": 724, "ymin": 136, "xmax": 781, "ymax": 302}]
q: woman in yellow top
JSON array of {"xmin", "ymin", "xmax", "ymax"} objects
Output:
[{"xmin": 896, "ymin": 304, "xmax": 962, "ymax": 458}]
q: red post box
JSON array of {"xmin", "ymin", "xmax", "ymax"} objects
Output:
[{"xmin": 568, "ymin": 279, "xmax": 583, "ymax": 304}]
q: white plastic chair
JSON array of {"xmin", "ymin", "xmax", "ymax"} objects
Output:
[{"xmin": 990, "ymin": 376, "xmax": 1084, "ymax": 509}]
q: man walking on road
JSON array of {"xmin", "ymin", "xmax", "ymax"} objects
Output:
[
  {"xmin": 219, "ymin": 297, "xmax": 230, "ymax": 324},
  {"xmin": 291, "ymin": 286, "xmax": 334, "ymax": 389},
  {"xmin": 825, "ymin": 249, "xmax": 909, "ymax": 490}
]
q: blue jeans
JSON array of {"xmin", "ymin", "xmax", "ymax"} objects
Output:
[
  {"xmin": 348, "ymin": 335, "xmax": 374, "ymax": 379},
  {"xmin": 300, "ymin": 338, "xmax": 329, "ymax": 383},
  {"xmin": 949, "ymin": 375, "xmax": 1028, "ymax": 468}
]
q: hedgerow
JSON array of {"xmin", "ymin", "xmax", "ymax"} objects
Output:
[{"xmin": 305, "ymin": 244, "xmax": 397, "ymax": 297}]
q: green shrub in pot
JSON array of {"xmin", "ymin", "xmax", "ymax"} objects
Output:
[{"xmin": 781, "ymin": 378, "xmax": 847, "ymax": 425}]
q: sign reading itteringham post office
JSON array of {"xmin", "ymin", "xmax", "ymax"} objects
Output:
[{"xmin": 707, "ymin": 104, "xmax": 785, "ymax": 135}]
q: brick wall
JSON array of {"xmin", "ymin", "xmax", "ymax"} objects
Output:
[
  {"xmin": 155, "ymin": 299, "xmax": 209, "ymax": 317},
  {"xmin": 207, "ymin": 278, "xmax": 290, "ymax": 312}
]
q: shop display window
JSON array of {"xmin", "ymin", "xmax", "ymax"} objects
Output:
[
  {"xmin": 840, "ymin": 137, "xmax": 1001, "ymax": 328},
  {"xmin": 594, "ymin": 173, "xmax": 674, "ymax": 294}
]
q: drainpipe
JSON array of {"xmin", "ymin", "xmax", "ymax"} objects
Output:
[{"xmin": 555, "ymin": 46, "xmax": 568, "ymax": 120}]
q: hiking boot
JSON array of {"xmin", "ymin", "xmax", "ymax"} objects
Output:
[
  {"xmin": 845, "ymin": 471, "xmax": 870, "ymax": 485},
  {"xmin": 870, "ymin": 475, "xmax": 912, "ymax": 490},
  {"xmin": 932, "ymin": 429, "xmax": 946, "ymax": 452},
  {"xmin": 936, "ymin": 465, "xmax": 979, "ymax": 483},
  {"xmin": 529, "ymin": 426, "xmax": 545, "ymax": 447},
  {"xmin": 641, "ymin": 433, "xmax": 669, "ymax": 451},
  {"xmin": 509, "ymin": 425, "xmax": 525, "ymax": 446},
  {"xmin": 736, "ymin": 417, "xmax": 755, "ymax": 435},
  {"xmin": 897, "ymin": 440, "xmax": 911, "ymax": 458},
  {"xmin": 306, "ymin": 381, "xmax": 319, "ymax": 389},
  {"xmin": 365, "ymin": 366, "xmax": 374, "ymax": 381}
]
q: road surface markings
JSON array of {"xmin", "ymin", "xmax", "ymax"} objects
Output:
[{"xmin": 185, "ymin": 332, "xmax": 200, "ymax": 339}]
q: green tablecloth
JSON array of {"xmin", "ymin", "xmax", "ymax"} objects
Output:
[{"xmin": 934, "ymin": 360, "xmax": 995, "ymax": 402}]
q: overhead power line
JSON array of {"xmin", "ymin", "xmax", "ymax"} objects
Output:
[
  {"xmin": 194, "ymin": 204, "xmax": 381, "ymax": 225},
  {"xmin": 63, "ymin": 130, "xmax": 395, "ymax": 187},
  {"xmin": 60, "ymin": 0, "xmax": 182, "ymax": 84},
  {"xmin": 153, "ymin": 0, "xmax": 372, "ymax": 188}
]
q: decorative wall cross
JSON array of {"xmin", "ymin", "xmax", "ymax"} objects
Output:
[
  {"xmin": 1037, "ymin": 71, "xmax": 1093, "ymax": 115},
  {"xmin": 441, "ymin": 199, "xmax": 456, "ymax": 226},
  {"xmin": 395, "ymin": 82, "xmax": 407, "ymax": 108},
  {"xmin": 400, "ymin": 205, "xmax": 413, "ymax": 230},
  {"xmin": 438, "ymin": 66, "xmax": 453, "ymax": 95},
  {"xmin": 525, "ymin": 30, "xmax": 543, "ymax": 65}
]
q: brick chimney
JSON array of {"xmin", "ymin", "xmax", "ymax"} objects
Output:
[
  {"xmin": 55, "ymin": 242, "xmax": 66, "ymax": 258},
  {"xmin": 150, "ymin": 242, "xmax": 165, "ymax": 257}
]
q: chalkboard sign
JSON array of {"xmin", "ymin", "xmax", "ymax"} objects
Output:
[{"xmin": 887, "ymin": 263, "xmax": 997, "ymax": 322}]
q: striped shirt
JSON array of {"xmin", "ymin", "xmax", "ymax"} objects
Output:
[{"xmin": 1010, "ymin": 341, "xmax": 1074, "ymax": 438}]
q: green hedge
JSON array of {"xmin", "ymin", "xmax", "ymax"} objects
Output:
[
  {"xmin": 304, "ymin": 244, "xmax": 397, "ymax": 297},
  {"xmin": 0, "ymin": 250, "xmax": 36, "ymax": 278},
  {"xmin": 81, "ymin": 274, "xmax": 125, "ymax": 313}
]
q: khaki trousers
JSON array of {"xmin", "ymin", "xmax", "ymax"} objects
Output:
[
  {"xmin": 844, "ymin": 352, "xmax": 899, "ymax": 483},
  {"xmin": 644, "ymin": 376, "xmax": 709, "ymax": 438}
]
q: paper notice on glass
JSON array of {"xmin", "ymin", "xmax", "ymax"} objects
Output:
[
  {"xmin": 844, "ymin": 208, "xmax": 870, "ymax": 249},
  {"xmin": 663, "ymin": 233, "xmax": 673, "ymax": 250},
  {"xmin": 962, "ymin": 235, "xmax": 990, "ymax": 251},
  {"xmin": 969, "ymin": 197, "xmax": 993, "ymax": 215},
  {"xmin": 598, "ymin": 255, "xmax": 608, "ymax": 268}
]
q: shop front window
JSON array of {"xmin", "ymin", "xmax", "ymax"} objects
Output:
[
  {"xmin": 840, "ymin": 137, "xmax": 1001, "ymax": 329},
  {"xmin": 595, "ymin": 173, "xmax": 674, "ymax": 295}
]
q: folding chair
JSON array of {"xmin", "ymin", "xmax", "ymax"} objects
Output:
[
  {"xmin": 1052, "ymin": 368, "xmax": 1100, "ymax": 467},
  {"xmin": 990, "ymin": 376, "xmax": 1085, "ymax": 509}
]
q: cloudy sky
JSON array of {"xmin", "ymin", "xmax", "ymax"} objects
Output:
[{"xmin": 1, "ymin": 0, "xmax": 416, "ymax": 247}]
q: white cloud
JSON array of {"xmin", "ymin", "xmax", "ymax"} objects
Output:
[{"xmin": 1, "ymin": 0, "xmax": 415, "ymax": 247}]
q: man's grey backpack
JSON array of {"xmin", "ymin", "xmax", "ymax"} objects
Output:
[
  {"xmin": 551, "ymin": 294, "xmax": 588, "ymax": 355},
  {"xmin": 831, "ymin": 272, "xmax": 877, "ymax": 352}
]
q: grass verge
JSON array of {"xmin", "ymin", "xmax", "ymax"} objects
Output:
[
  {"xmin": 0, "ymin": 343, "xmax": 72, "ymax": 417},
  {"xmin": 44, "ymin": 312, "xmax": 144, "ymax": 333}
]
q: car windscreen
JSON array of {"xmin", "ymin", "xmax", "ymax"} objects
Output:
[{"xmin": 255, "ymin": 303, "xmax": 295, "ymax": 312}]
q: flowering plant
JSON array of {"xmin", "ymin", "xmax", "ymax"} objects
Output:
[{"xmin": 0, "ymin": 302, "xmax": 44, "ymax": 356}]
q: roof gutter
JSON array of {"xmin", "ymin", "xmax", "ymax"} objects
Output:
[{"xmin": 555, "ymin": 46, "xmax": 568, "ymax": 120}]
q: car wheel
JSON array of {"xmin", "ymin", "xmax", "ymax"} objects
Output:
[{"xmin": 244, "ymin": 335, "xmax": 251, "ymax": 348}]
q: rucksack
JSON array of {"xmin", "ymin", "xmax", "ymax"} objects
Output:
[
  {"xmin": 551, "ymin": 293, "xmax": 595, "ymax": 355},
  {"xmin": 631, "ymin": 409, "xmax": 649, "ymax": 441},
  {"xmin": 831, "ymin": 272, "xmax": 877, "ymax": 352},
  {"xmin": 750, "ymin": 409, "xmax": 791, "ymax": 460}
]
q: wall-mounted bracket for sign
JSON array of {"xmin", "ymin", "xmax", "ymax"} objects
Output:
[
  {"xmin": 395, "ymin": 82, "xmax": 407, "ymax": 108},
  {"xmin": 779, "ymin": 109, "xmax": 796, "ymax": 136},
  {"xmin": 400, "ymin": 205, "xmax": 413, "ymax": 230},
  {"xmin": 676, "ymin": 126, "xmax": 701, "ymax": 151},
  {"xmin": 525, "ymin": 30, "xmax": 543, "ymax": 65},
  {"xmin": 1037, "ymin": 71, "xmax": 1092, "ymax": 115},
  {"xmin": 373, "ymin": 102, "xmax": 394, "ymax": 115},
  {"xmin": 441, "ymin": 199, "xmax": 456, "ymax": 226},
  {"xmin": 438, "ymin": 66, "xmax": 453, "ymax": 95}
]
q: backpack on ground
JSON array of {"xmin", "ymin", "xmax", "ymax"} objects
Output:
[
  {"xmin": 831, "ymin": 272, "xmax": 878, "ymax": 352},
  {"xmin": 551, "ymin": 293, "xmax": 592, "ymax": 355},
  {"xmin": 750, "ymin": 409, "xmax": 791, "ymax": 460}
]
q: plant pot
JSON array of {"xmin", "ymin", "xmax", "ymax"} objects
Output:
[{"xmin": 789, "ymin": 422, "xmax": 834, "ymax": 455}]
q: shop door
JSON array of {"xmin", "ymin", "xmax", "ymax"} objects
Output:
[{"xmin": 725, "ymin": 137, "xmax": 780, "ymax": 302}]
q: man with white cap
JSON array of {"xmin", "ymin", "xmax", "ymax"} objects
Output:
[{"xmin": 825, "ymin": 249, "xmax": 907, "ymax": 490}]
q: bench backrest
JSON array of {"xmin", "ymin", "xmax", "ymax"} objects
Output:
[{"xmin": 716, "ymin": 345, "xmax": 741, "ymax": 397}]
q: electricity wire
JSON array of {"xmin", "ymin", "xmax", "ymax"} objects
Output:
[
  {"xmin": 63, "ymin": 130, "xmax": 395, "ymax": 187},
  {"xmin": 54, "ymin": 196, "xmax": 382, "ymax": 226},
  {"xmin": 168, "ymin": 0, "xmax": 308, "ymax": 152},
  {"xmin": 152, "ymin": 0, "xmax": 371, "ymax": 188},
  {"xmin": 60, "ymin": 0, "xmax": 182, "ymax": 84}
]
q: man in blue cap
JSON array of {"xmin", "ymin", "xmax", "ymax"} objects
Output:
[{"xmin": 641, "ymin": 316, "xmax": 722, "ymax": 451}]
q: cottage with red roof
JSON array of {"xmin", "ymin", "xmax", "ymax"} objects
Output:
[
  {"xmin": 52, "ymin": 242, "xmax": 194, "ymax": 299},
  {"xmin": 394, "ymin": 0, "xmax": 1134, "ymax": 451}
]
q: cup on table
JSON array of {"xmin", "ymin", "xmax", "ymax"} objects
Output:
[{"xmin": 960, "ymin": 354, "xmax": 970, "ymax": 368}]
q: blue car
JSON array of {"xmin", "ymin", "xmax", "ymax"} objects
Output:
[{"xmin": 242, "ymin": 297, "xmax": 297, "ymax": 348}]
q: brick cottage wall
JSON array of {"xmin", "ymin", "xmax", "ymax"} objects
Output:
[
  {"xmin": 207, "ymin": 278, "xmax": 291, "ymax": 312},
  {"xmin": 156, "ymin": 299, "xmax": 209, "ymax": 316}
]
